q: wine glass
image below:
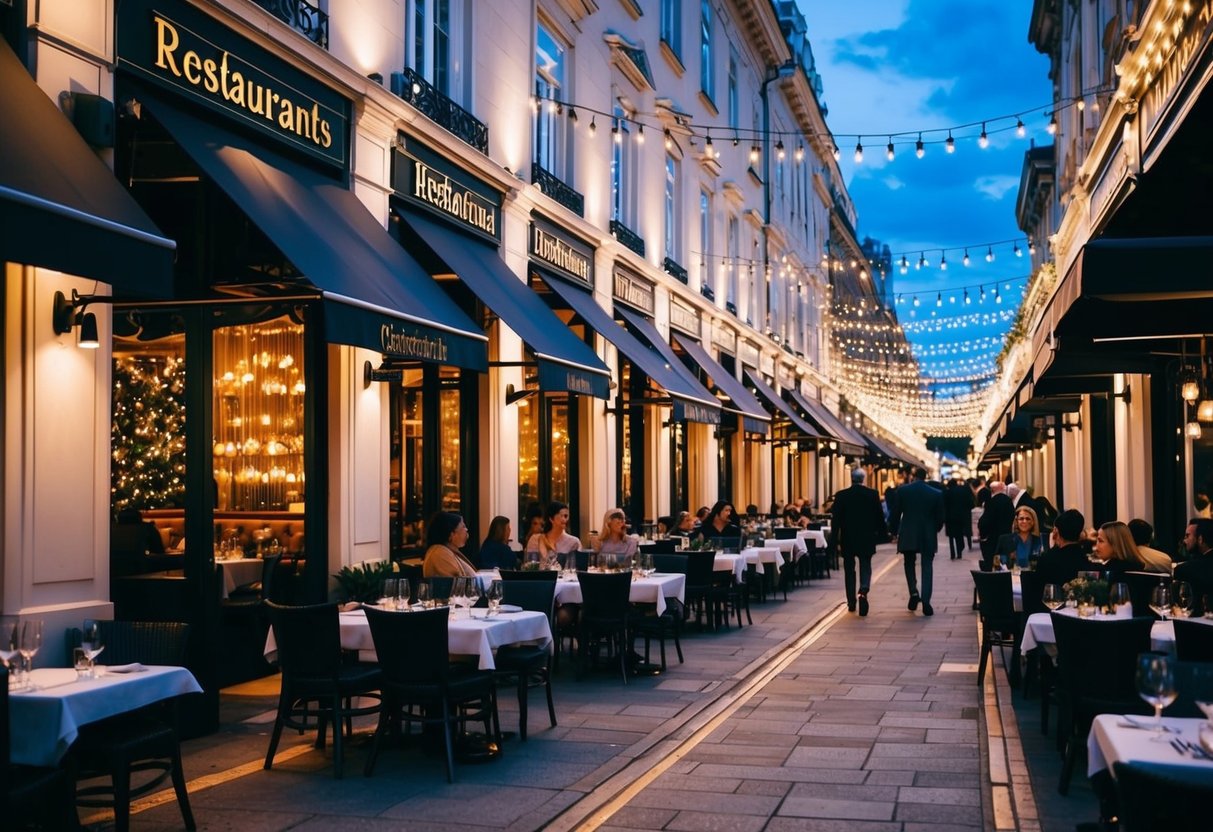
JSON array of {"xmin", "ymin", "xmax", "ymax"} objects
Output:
[
  {"xmin": 19, "ymin": 620, "xmax": 42, "ymax": 687},
  {"xmin": 81, "ymin": 620, "xmax": 105, "ymax": 678},
  {"xmin": 0, "ymin": 617, "xmax": 19, "ymax": 688},
  {"xmin": 453, "ymin": 577, "xmax": 470, "ymax": 617},
  {"xmin": 415, "ymin": 581, "xmax": 431, "ymax": 609},
  {"xmin": 1042, "ymin": 584, "xmax": 1064, "ymax": 611},
  {"xmin": 1136, "ymin": 653, "xmax": 1177, "ymax": 738},
  {"xmin": 1107, "ymin": 582, "xmax": 1131, "ymax": 614},
  {"xmin": 396, "ymin": 578, "xmax": 410, "ymax": 611},
  {"xmin": 1173, "ymin": 581, "xmax": 1194, "ymax": 618},
  {"xmin": 486, "ymin": 580, "xmax": 503, "ymax": 616},
  {"xmin": 465, "ymin": 578, "xmax": 482, "ymax": 616},
  {"xmin": 1149, "ymin": 584, "xmax": 1172, "ymax": 620},
  {"xmin": 379, "ymin": 578, "xmax": 397, "ymax": 609}
]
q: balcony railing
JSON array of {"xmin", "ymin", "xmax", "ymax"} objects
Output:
[
  {"xmin": 726, "ymin": 301, "xmax": 738, "ymax": 316},
  {"xmin": 662, "ymin": 257, "xmax": 688, "ymax": 284},
  {"xmin": 391, "ymin": 68, "xmax": 488, "ymax": 154},
  {"xmin": 609, "ymin": 219, "xmax": 645, "ymax": 257},
  {"xmin": 252, "ymin": 0, "xmax": 329, "ymax": 50},
  {"xmin": 532, "ymin": 164, "xmax": 584, "ymax": 217},
  {"xmin": 700, "ymin": 284, "xmax": 715, "ymax": 301}
]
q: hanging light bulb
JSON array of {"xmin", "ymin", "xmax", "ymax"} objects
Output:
[
  {"xmin": 899, "ymin": 255, "xmax": 909, "ymax": 274},
  {"xmin": 978, "ymin": 123, "xmax": 989, "ymax": 149},
  {"xmin": 749, "ymin": 144, "xmax": 760, "ymax": 164},
  {"xmin": 994, "ymin": 288, "xmax": 1003, "ymax": 304},
  {"xmin": 964, "ymin": 289, "xmax": 971, "ymax": 305},
  {"xmin": 945, "ymin": 131, "xmax": 955, "ymax": 153},
  {"xmin": 853, "ymin": 139, "xmax": 864, "ymax": 163},
  {"xmin": 912, "ymin": 295, "xmax": 921, "ymax": 307},
  {"xmin": 705, "ymin": 133, "xmax": 714, "ymax": 155},
  {"xmin": 1016, "ymin": 117, "xmax": 1026, "ymax": 138},
  {"xmin": 1187, "ymin": 420, "xmax": 1203, "ymax": 439},
  {"xmin": 612, "ymin": 119, "xmax": 621, "ymax": 143},
  {"xmin": 985, "ymin": 247, "xmax": 995, "ymax": 263},
  {"xmin": 832, "ymin": 144, "xmax": 840, "ymax": 161},
  {"xmin": 1028, "ymin": 239, "xmax": 1037, "ymax": 255},
  {"xmin": 795, "ymin": 143, "xmax": 805, "ymax": 163},
  {"xmin": 1076, "ymin": 97, "xmax": 1085, "ymax": 112},
  {"xmin": 569, "ymin": 107, "xmax": 578, "ymax": 127},
  {"xmin": 636, "ymin": 123, "xmax": 644, "ymax": 144},
  {"xmin": 1046, "ymin": 112, "xmax": 1057, "ymax": 134},
  {"xmin": 664, "ymin": 128, "xmax": 673, "ymax": 150},
  {"xmin": 1199, "ymin": 396, "xmax": 1213, "ymax": 422},
  {"xmin": 936, "ymin": 292, "xmax": 943, "ymax": 307},
  {"xmin": 776, "ymin": 140, "xmax": 785, "ymax": 161},
  {"xmin": 915, "ymin": 133, "xmax": 925, "ymax": 158},
  {"xmin": 919, "ymin": 252, "xmax": 929, "ymax": 269},
  {"xmin": 886, "ymin": 138, "xmax": 895, "ymax": 161},
  {"xmin": 588, "ymin": 115, "xmax": 597, "ymax": 136},
  {"xmin": 1014, "ymin": 243, "xmax": 1022, "ymax": 257},
  {"xmin": 732, "ymin": 133, "xmax": 740, "ymax": 147},
  {"xmin": 1181, "ymin": 368, "xmax": 1201, "ymax": 403},
  {"xmin": 940, "ymin": 253, "xmax": 948, "ymax": 271},
  {"xmin": 962, "ymin": 249, "xmax": 971, "ymax": 267},
  {"xmin": 979, "ymin": 286, "xmax": 986, "ymax": 303}
]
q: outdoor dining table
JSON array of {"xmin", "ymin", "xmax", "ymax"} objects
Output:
[
  {"xmin": 1019, "ymin": 609, "xmax": 1186, "ymax": 655},
  {"xmin": 764, "ymin": 537, "xmax": 807, "ymax": 560},
  {"xmin": 553, "ymin": 571, "xmax": 686, "ymax": 617},
  {"xmin": 215, "ymin": 556, "xmax": 263, "ymax": 599},
  {"xmin": 1087, "ymin": 713, "xmax": 1213, "ymax": 779},
  {"xmin": 798, "ymin": 528, "xmax": 829, "ymax": 549},
  {"xmin": 741, "ymin": 546, "xmax": 782, "ymax": 574},
  {"xmin": 714, "ymin": 552, "xmax": 747, "ymax": 583},
  {"xmin": 8, "ymin": 665, "xmax": 203, "ymax": 766},
  {"xmin": 263, "ymin": 607, "xmax": 553, "ymax": 671}
]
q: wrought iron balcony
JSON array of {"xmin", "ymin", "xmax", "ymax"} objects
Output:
[
  {"xmin": 700, "ymin": 284, "xmax": 715, "ymax": 301},
  {"xmin": 391, "ymin": 68, "xmax": 489, "ymax": 154},
  {"xmin": 532, "ymin": 164, "xmax": 584, "ymax": 217},
  {"xmin": 662, "ymin": 257, "xmax": 688, "ymax": 284},
  {"xmin": 726, "ymin": 301, "xmax": 738, "ymax": 316},
  {"xmin": 253, "ymin": 0, "xmax": 329, "ymax": 49},
  {"xmin": 609, "ymin": 219, "xmax": 645, "ymax": 257}
]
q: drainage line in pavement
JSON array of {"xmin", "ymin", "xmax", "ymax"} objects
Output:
[{"xmin": 550, "ymin": 556, "xmax": 904, "ymax": 832}]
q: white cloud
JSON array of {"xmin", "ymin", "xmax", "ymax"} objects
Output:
[
  {"xmin": 973, "ymin": 175, "xmax": 1019, "ymax": 201},
  {"xmin": 883, "ymin": 175, "xmax": 905, "ymax": 190}
]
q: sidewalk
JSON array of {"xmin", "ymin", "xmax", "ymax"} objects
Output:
[{"xmin": 99, "ymin": 543, "xmax": 1102, "ymax": 831}]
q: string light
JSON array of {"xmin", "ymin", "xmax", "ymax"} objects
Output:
[
  {"xmin": 832, "ymin": 144, "xmax": 840, "ymax": 161},
  {"xmin": 1015, "ymin": 118, "xmax": 1025, "ymax": 138},
  {"xmin": 978, "ymin": 123, "xmax": 989, "ymax": 149},
  {"xmin": 1046, "ymin": 112, "xmax": 1057, "ymax": 134},
  {"xmin": 939, "ymin": 253, "xmax": 948, "ymax": 271},
  {"xmin": 664, "ymin": 128, "xmax": 673, "ymax": 150},
  {"xmin": 916, "ymin": 133, "xmax": 925, "ymax": 158},
  {"xmin": 636, "ymin": 123, "xmax": 644, "ymax": 144},
  {"xmin": 776, "ymin": 140, "xmax": 785, "ymax": 161},
  {"xmin": 795, "ymin": 143, "xmax": 805, "ymax": 163},
  {"xmin": 945, "ymin": 131, "xmax": 955, "ymax": 153},
  {"xmin": 612, "ymin": 118, "xmax": 621, "ymax": 143},
  {"xmin": 588, "ymin": 115, "xmax": 597, "ymax": 136},
  {"xmin": 985, "ymin": 247, "xmax": 995, "ymax": 263},
  {"xmin": 569, "ymin": 107, "xmax": 578, "ymax": 127},
  {"xmin": 749, "ymin": 145, "xmax": 760, "ymax": 164},
  {"xmin": 854, "ymin": 139, "xmax": 864, "ymax": 163},
  {"xmin": 963, "ymin": 250, "xmax": 971, "ymax": 267},
  {"xmin": 1014, "ymin": 243, "xmax": 1022, "ymax": 257},
  {"xmin": 886, "ymin": 138, "xmax": 895, "ymax": 161}
]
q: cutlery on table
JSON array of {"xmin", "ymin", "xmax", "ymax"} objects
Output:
[{"xmin": 1122, "ymin": 715, "xmax": 1176, "ymax": 732}]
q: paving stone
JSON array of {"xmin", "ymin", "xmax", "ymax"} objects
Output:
[
  {"xmin": 736, "ymin": 778, "xmax": 792, "ymax": 796},
  {"xmin": 629, "ymin": 788, "xmax": 781, "ymax": 815},
  {"xmin": 777, "ymin": 796, "xmax": 896, "ymax": 821},
  {"xmin": 864, "ymin": 770, "xmax": 915, "ymax": 786},
  {"xmin": 787, "ymin": 782, "xmax": 900, "ymax": 802},
  {"xmin": 897, "ymin": 785, "xmax": 982, "ymax": 806},
  {"xmin": 894, "ymin": 800, "xmax": 984, "ymax": 824},
  {"xmin": 603, "ymin": 805, "xmax": 680, "ymax": 829},
  {"xmin": 665, "ymin": 811, "xmax": 769, "ymax": 831},
  {"xmin": 692, "ymin": 764, "xmax": 868, "ymax": 784},
  {"xmin": 784, "ymin": 745, "xmax": 869, "ymax": 768},
  {"xmin": 870, "ymin": 741, "xmax": 977, "ymax": 759}
]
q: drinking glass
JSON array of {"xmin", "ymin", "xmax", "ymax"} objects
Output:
[
  {"xmin": 1042, "ymin": 584, "xmax": 1064, "ymax": 611},
  {"xmin": 396, "ymin": 578, "xmax": 410, "ymax": 611},
  {"xmin": 81, "ymin": 619, "xmax": 105, "ymax": 678},
  {"xmin": 0, "ymin": 617, "xmax": 19, "ymax": 687},
  {"xmin": 1107, "ymin": 582, "xmax": 1131, "ymax": 614},
  {"xmin": 1173, "ymin": 581, "xmax": 1194, "ymax": 618},
  {"xmin": 486, "ymin": 580, "xmax": 503, "ymax": 616},
  {"xmin": 380, "ymin": 578, "xmax": 397, "ymax": 609},
  {"xmin": 1136, "ymin": 653, "xmax": 1177, "ymax": 738},
  {"xmin": 19, "ymin": 620, "xmax": 42, "ymax": 687},
  {"xmin": 1149, "ymin": 584, "xmax": 1172, "ymax": 620},
  {"xmin": 416, "ymin": 581, "xmax": 431, "ymax": 609},
  {"xmin": 465, "ymin": 578, "xmax": 482, "ymax": 615}
]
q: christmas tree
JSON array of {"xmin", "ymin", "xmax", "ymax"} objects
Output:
[{"xmin": 111, "ymin": 355, "xmax": 187, "ymax": 516}]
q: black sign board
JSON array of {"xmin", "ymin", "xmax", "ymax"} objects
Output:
[
  {"xmin": 116, "ymin": 0, "xmax": 349, "ymax": 169},
  {"xmin": 391, "ymin": 143, "xmax": 500, "ymax": 244},
  {"xmin": 529, "ymin": 216, "xmax": 594, "ymax": 287}
]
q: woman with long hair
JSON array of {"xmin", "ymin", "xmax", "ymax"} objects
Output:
[
  {"xmin": 993, "ymin": 505, "xmax": 1044, "ymax": 570},
  {"xmin": 1092, "ymin": 520, "xmax": 1144, "ymax": 583},
  {"xmin": 594, "ymin": 508, "xmax": 638, "ymax": 557},
  {"xmin": 524, "ymin": 501, "xmax": 580, "ymax": 570},
  {"xmin": 479, "ymin": 515, "xmax": 517, "ymax": 570},
  {"xmin": 422, "ymin": 511, "xmax": 478, "ymax": 577},
  {"xmin": 698, "ymin": 500, "xmax": 742, "ymax": 542}
]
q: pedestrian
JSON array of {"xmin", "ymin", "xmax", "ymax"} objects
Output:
[
  {"xmin": 890, "ymin": 467, "xmax": 944, "ymax": 616},
  {"xmin": 944, "ymin": 478, "xmax": 974, "ymax": 560},
  {"xmin": 830, "ymin": 467, "xmax": 886, "ymax": 616},
  {"xmin": 884, "ymin": 471, "xmax": 905, "ymax": 537},
  {"xmin": 978, "ymin": 481, "xmax": 1015, "ymax": 572}
]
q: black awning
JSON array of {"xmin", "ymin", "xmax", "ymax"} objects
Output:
[
  {"xmin": 143, "ymin": 90, "xmax": 486, "ymax": 370},
  {"xmin": 785, "ymin": 389, "xmax": 866, "ymax": 455},
  {"xmin": 672, "ymin": 334, "xmax": 770, "ymax": 435},
  {"xmin": 0, "ymin": 40, "xmax": 174, "ymax": 293},
  {"xmin": 542, "ymin": 278, "xmax": 720, "ymax": 423},
  {"xmin": 743, "ymin": 371, "xmax": 824, "ymax": 440},
  {"xmin": 397, "ymin": 210, "xmax": 610, "ymax": 398},
  {"xmin": 859, "ymin": 430, "xmax": 910, "ymax": 466},
  {"xmin": 615, "ymin": 308, "xmax": 722, "ymax": 424}
]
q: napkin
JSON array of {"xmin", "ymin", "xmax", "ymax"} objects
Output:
[{"xmin": 105, "ymin": 663, "xmax": 147, "ymax": 673}]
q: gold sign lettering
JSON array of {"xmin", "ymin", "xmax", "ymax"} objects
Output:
[
  {"xmin": 412, "ymin": 160, "xmax": 496, "ymax": 235},
  {"xmin": 380, "ymin": 324, "xmax": 449, "ymax": 362},
  {"xmin": 532, "ymin": 227, "xmax": 590, "ymax": 281},
  {"xmin": 153, "ymin": 15, "xmax": 333, "ymax": 149},
  {"xmin": 565, "ymin": 372, "xmax": 593, "ymax": 394}
]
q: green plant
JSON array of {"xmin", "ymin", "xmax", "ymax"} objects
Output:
[
  {"xmin": 332, "ymin": 561, "xmax": 394, "ymax": 603},
  {"xmin": 1063, "ymin": 576, "xmax": 1109, "ymax": 608}
]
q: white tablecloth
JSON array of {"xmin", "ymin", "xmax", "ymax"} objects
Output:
[
  {"xmin": 764, "ymin": 538, "xmax": 807, "ymax": 560},
  {"xmin": 714, "ymin": 553, "xmax": 747, "ymax": 583},
  {"xmin": 553, "ymin": 572, "xmax": 686, "ymax": 617},
  {"xmin": 741, "ymin": 546, "xmax": 781, "ymax": 575},
  {"xmin": 798, "ymin": 529, "xmax": 828, "ymax": 549},
  {"xmin": 9, "ymin": 665, "xmax": 202, "ymax": 766},
  {"xmin": 263, "ymin": 608, "xmax": 552, "ymax": 671},
  {"xmin": 1020, "ymin": 610, "xmax": 1173, "ymax": 655},
  {"xmin": 216, "ymin": 558, "xmax": 264, "ymax": 598},
  {"xmin": 1087, "ymin": 713, "xmax": 1213, "ymax": 778}
]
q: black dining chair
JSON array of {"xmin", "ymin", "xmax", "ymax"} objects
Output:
[
  {"xmin": 362, "ymin": 606, "xmax": 498, "ymax": 781},
  {"xmin": 1173, "ymin": 617, "xmax": 1213, "ymax": 661},
  {"xmin": 971, "ymin": 571, "xmax": 1018, "ymax": 686},
  {"xmin": 1169, "ymin": 659, "xmax": 1213, "ymax": 718},
  {"xmin": 1122, "ymin": 571, "xmax": 1171, "ymax": 619},
  {"xmin": 1051, "ymin": 613, "xmax": 1154, "ymax": 794},
  {"xmin": 1, "ymin": 665, "xmax": 78, "ymax": 830},
  {"xmin": 575, "ymin": 571, "xmax": 633, "ymax": 683},
  {"xmin": 683, "ymin": 550, "xmax": 729, "ymax": 631},
  {"xmin": 1016, "ymin": 569, "xmax": 1056, "ymax": 734},
  {"xmin": 495, "ymin": 580, "xmax": 558, "ymax": 741},
  {"xmin": 66, "ymin": 621, "xmax": 196, "ymax": 832},
  {"xmin": 1112, "ymin": 761, "xmax": 1213, "ymax": 832},
  {"xmin": 263, "ymin": 602, "xmax": 382, "ymax": 779},
  {"xmin": 653, "ymin": 553, "xmax": 688, "ymax": 575}
]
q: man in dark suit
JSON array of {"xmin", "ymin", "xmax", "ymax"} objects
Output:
[
  {"xmin": 1035, "ymin": 509, "xmax": 1091, "ymax": 588},
  {"xmin": 831, "ymin": 467, "xmax": 886, "ymax": 616},
  {"xmin": 978, "ymin": 481, "xmax": 1016, "ymax": 572},
  {"xmin": 1178, "ymin": 517, "xmax": 1213, "ymax": 615},
  {"xmin": 891, "ymin": 467, "xmax": 945, "ymax": 616},
  {"xmin": 884, "ymin": 471, "xmax": 905, "ymax": 537}
]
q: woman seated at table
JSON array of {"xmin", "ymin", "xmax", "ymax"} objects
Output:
[
  {"xmin": 696, "ymin": 500, "xmax": 742, "ymax": 543},
  {"xmin": 782, "ymin": 504, "xmax": 808, "ymax": 528},
  {"xmin": 524, "ymin": 500, "xmax": 580, "ymax": 570},
  {"xmin": 422, "ymin": 512, "xmax": 478, "ymax": 578},
  {"xmin": 595, "ymin": 508, "xmax": 638, "ymax": 558},
  {"xmin": 1092, "ymin": 520, "xmax": 1146, "ymax": 582},
  {"xmin": 669, "ymin": 511, "xmax": 696, "ymax": 540},
  {"xmin": 478, "ymin": 515, "xmax": 518, "ymax": 571},
  {"xmin": 994, "ymin": 506, "xmax": 1045, "ymax": 569}
]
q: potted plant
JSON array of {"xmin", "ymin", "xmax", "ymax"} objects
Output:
[{"xmin": 332, "ymin": 561, "xmax": 395, "ymax": 603}]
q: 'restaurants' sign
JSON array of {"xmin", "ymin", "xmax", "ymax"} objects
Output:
[
  {"xmin": 116, "ymin": 0, "xmax": 349, "ymax": 168},
  {"xmin": 323, "ymin": 301, "xmax": 487, "ymax": 371},
  {"xmin": 672, "ymin": 397, "xmax": 721, "ymax": 425},
  {"xmin": 613, "ymin": 266, "xmax": 655, "ymax": 314},
  {"xmin": 669, "ymin": 299, "xmax": 699, "ymax": 335},
  {"xmin": 529, "ymin": 217, "xmax": 593, "ymax": 286},
  {"xmin": 391, "ymin": 143, "xmax": 500, "ymax": 243}
]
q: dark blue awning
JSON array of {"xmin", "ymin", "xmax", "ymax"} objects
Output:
[
  {"xmin": 615, "ymin": 307, "xmax": 722, "ymax": 424},
  {"xmin": 785, "ymin": 389, "xmax": 866, "ymax": 455},
  {"xmin": 743, "ymin": 371, "xmax": 824, "ymax": 440},
  {"xmin": 672, "ymin": 334, "xmax": 770, "ymax": 435},
  {"xmin": 542, "ymin": 278, "xmax": 720, "ymax": 423},
  {"xmin": 143, "ymin": 88, "xmax": 486, "ymax": 369},
  {"xmin": 397, "ymin": 210, "xmax": 610, "ymax": 398}
]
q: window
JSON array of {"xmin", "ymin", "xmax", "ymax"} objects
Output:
[
  {"xmin": 664, "ymin": 154, "xmax": 679, "ymax": 260},
  {"xmin": 534, "ymin": 22, "xmax": 566, "ymax": 175},
  {"xmin": 408, "ymin": 0, "xmax": 459, "ymax": 97},
  {"xmin": 611, "ymin": 104, "xmax": 632, "ymax": 224},
  {"xmin": 660, "ymin": 0, "xmax": 681, "ymax": 57},
  {"xmin": 726, "ymin": 214, "xmax": 739, "ymax": 307},
  {"xmin": 727, "ymin": 46, "xmax": 739, "ymax": 130},
  {"xmin": 699, "ymin": 189, "xmax": 712, "ymax": 291},
  {"xmin": 699, "ymin": 0, "xmax": 714, "ymax": 100}
]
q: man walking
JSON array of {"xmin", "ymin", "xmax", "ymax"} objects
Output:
[
  {"xmin": 891, "ymin": 467, "xmax": 944, "ymax": 616},
  {"xmin": 831, "ymin": 467, "xmax": 886, "ymax": 616},
  {"xmin": 978, "ymin": 481, "xmax": 1015, "ymax": 572}
]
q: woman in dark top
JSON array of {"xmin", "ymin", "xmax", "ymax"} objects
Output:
[
  {"xmin": 479, "ymin": 515, "xmax": 518, "ymax": 570},
  {"xmin": 1092, "ymin": 520, "xmax": 1144, "ymax": 583},
  {"xmin": 993, "ymin": 506, "xmax": 1044, "ymax": 570},
  {"xmin": 698, "ymin": 500, "xmax": 742, "ymax": 542}
]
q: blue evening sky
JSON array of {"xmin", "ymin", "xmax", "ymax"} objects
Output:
[{"xmin": 798, "ymin": 0, "xmax": 1051, "ymax": 393}]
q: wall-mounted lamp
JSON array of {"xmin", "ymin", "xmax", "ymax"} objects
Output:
[
  {"xmin": 362, "ymin": 360, "xmax": 403, "ymax": 388},
  {"xmin": 505, "ymin": 383, "xmax": 536, "ymax": 406},
  {"xmin": 1186, "ymin": 419, "xmax": 1203, "ymax": 439},
  {"xmin": 1111, "ymin": 383, "xmax": 1131, "ymax": 405},
  {"xmin": 52, "ymin": 289, "xmax": 107, "ymax": 349}
]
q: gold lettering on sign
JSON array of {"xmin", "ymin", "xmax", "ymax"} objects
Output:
[
  {"xmin": 565, "ymin": 373, "xmax": 594, "ymax": 394},
  {"xmin": 412, "ymin": 160, "xmax": 496, "ymax": 236},
  {"xmin": 153, "ymin": 15, "xmax": 334, "ymax": 149},
  {"xmin": 380, "ymin": 324, "xmax": 449, "ymax": 362},
  {"xmin": 532, "ymin": 227, "xmax": 590, "ymax": 281}
]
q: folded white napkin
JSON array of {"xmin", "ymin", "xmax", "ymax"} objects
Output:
[{"xmin": 105, "ymin": 663, "xmax": 147, "ymax": 673}]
